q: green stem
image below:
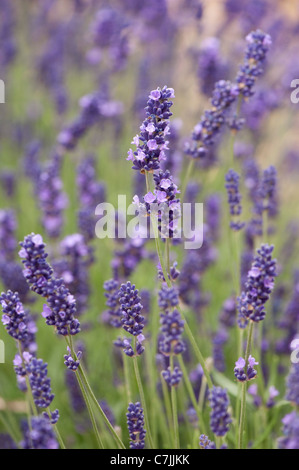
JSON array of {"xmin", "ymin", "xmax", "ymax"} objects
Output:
[
  {"xmin": 178, "ymin": 355, "xmax": 206, "ymax": 435},
  {"xmin": 46, "ymin": 407, "xmax": 66, "ymax": 449},
  {"xmin": 133, "ymin": 346, "xmax": 154, "ymax": 449},
  {"xmin": 161, "ymin": 374, "xmax": 175, "ymax": 448},
  {"xmin": 0, "ymin": 411, "xmax": 21, "ymax": 447},
  {"xmin": 78, "ymin": 362, "xmax": 126, "ymax": 449},
  {"xmin": 76, "ymin": 369, "xmax": 104, "ymax": 449},
  {"xmin": 66, "ymin": 336, "xmax": 125, "ymax": 449},
  {"xmin": 170, "ymin": 354, "xmax": 180, "ymax": 449},
  {"xmin": 123, "ymin": 354, "xmax": 132, "ymax": 404},
  {"xmin": 165, "ymin": 238, "xmax": 171, "ymax": 275},
  {"xmin": 238, "ymin": 321, "xmax": 254, "ymax": 449},
  {"xmin": 179, "ymin": 310, "xmax": 213, "ymax": 390},
  {"xmin": 181, "ymin": 159, "xmax": 195, "ymax": 201},
  {"xmin": 146, "ymin": 173, "xmax": 213, "ymax": 389}
]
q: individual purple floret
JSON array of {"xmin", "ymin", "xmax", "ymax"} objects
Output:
[
  {"xmin": 236, "ymin": 30, "xmax": 272, "ymax": 98},
  {"xmin": 126, "ymin": 402, "xmax": 146, "ymax": 449},
  {"xmin": 113, "ymin": 335, "xmax": 144, "ymax": 358},
  {"xmin": 246, "ymin": 355, "xmax": 259, "ymax": 380},
  {"xmin": 64, "ymin": 346, "xmax": 82, "ymax": 371},
  {"xmin": 162, "ymin": 366, "xmax": 183, "ymax": 387},
  {"xmin": 127, "ymin": 86, "xmax": 174, "ymax": 173},
  {"xmin": 43, "ymin": 409, "xmax": 60, "ymax": 425},
  {"xmin": 209, "ymin": 386, "xmax": 232, "ymax": 437},
  {"xmin": 157, "ymin": 261, "xmax": 180, "ymax": 283},
  {"xmin": 199, "ymin": 434, "xmax": 216, "ymax": 449},
  {"xmin": 234, "ymin": 357, "xmax": 247, "ymax": 382},
  {"xmin": 225, "ymin": 169, "xmax": 245, "ymax": 231},
  {"xmin": 277, "ymin": 411, "xmax": 299, "ymax": 449},
  {"xmin": 266, "ymin": 386, "xmax": 279, "ymax": 408},
  {"xmin": 20, "ymin": 415, "xmax": 59, "ymax": 449},
  {"xmin": 19, "ymin": 233, "xmax": 80, "ymax": 336},
  {"xmin": 234, "ymin": 355, "xmax": 258, "ymax": 382},
  {"xmin": 237, "ymin": 244, "xmax": 277, "ymax": 323}
]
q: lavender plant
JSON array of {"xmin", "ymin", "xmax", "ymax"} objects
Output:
[{"xmin": 0, "ymin": 1, "xmax": 298, "ymax": 452}]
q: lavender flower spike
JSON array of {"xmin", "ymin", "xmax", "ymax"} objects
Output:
[
  {"xmin": 126, "ymin": 402, "xmax": 146, "ymax": 449},
  {"xmin": 117, "ymin": 281, "xmax": 145, "ymax": 356},
  {"xmin": 19, "ymin": 233, "xmax": 80, "ymax": 337},
  {"xmin": 236, "ymin": 30, "xmax": 272, "ymax": 98},
  {"xmin": 127, "ymin": 86, "xmax": 174, "ymax": 173},
  {"xmin": 225, "ymin": 169, "xmax": 245, "ymax": 231},
  {"xmin": 209, "ymin": 386, "xmax": 232, "ymax": 437},
  {"xmin": 238, "ymin": 243, "xmax": 277, "ymax": 323},
  {"xmin": 20, "ymin": 415, "xmax": 59, "ymax": 449}
]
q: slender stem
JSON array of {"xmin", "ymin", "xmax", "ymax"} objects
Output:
[
  {"xmin": 170, "ymin": 354, "xmax": 180, "ymax": 449},
  {"xmin": 133, "ymin": 346, "xmax": 154, "ymax": 449},
  {"xmin": 0, "ymin": 411, "xmax": 21, "ymax": 447},
  {"xmin": 238, "ymin": 321, "xmax": 254, "ymax": 449},
  {"xmin": 123, "ymin": 354, "xmax": 132, "ymax": 404},
  {"xmin": 46, "ymin": 407, "xmax": 66, "ymax": 449},
  {"xmin": 78, "ymin": 362, "xmax": 126, "ymax": 449},
  {"xmin": 161, "ymin": 374, "xmax": 175, "ymax": 448},
  {"xmin": 179, "ymin": 310, "xmax": 213, "ymax": 390},
  {"xmin": 76, "ymin": 369, "xmax": 104, "ymax": 449},
  {"xmin": 165, "ymin": 238, "xmax": 171, "ymax": 275},
  {"xmin": 181, "ymin": 159, "xmax": 195, "ymax": 201},
  {"xmin": 146, "ymin": 173, "xmax": 213, "ymax": 389},
  {"xmin": 65, "ymin": 336, "xmax": 126, "ymax": 449},
  {"xmin": 178, "ymin": 354, "xmax": 206, "ymax": 435}
]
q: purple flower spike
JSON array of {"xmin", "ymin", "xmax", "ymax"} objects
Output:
[
  {"xmin": 127, "ymin": 86, "xmax": 174, "ymax": 173},
  {"xmin": 126, "ymin": 402, "xmax": 146, "ymax": 449},
  {"xmin": 209, "ymin": 386, "xmax": 232, "ymax": 437},
  {"xmin": 20, "ymin": 416, "xmax": 59, "ymax": 449},
  {"xmin": 225, "ymin": 169, "xmax": 245, "ymax": 231},
  {"xmin": 19, "ymin": 233, "xmax": 80, "ymax": 337},
  {"xmin": 237, "ymin": 244, "xmax": 277, "ymax": 323},
  {"xmin": 117, "ymin": 282, "xmax": 145, "ymax": 357}
]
